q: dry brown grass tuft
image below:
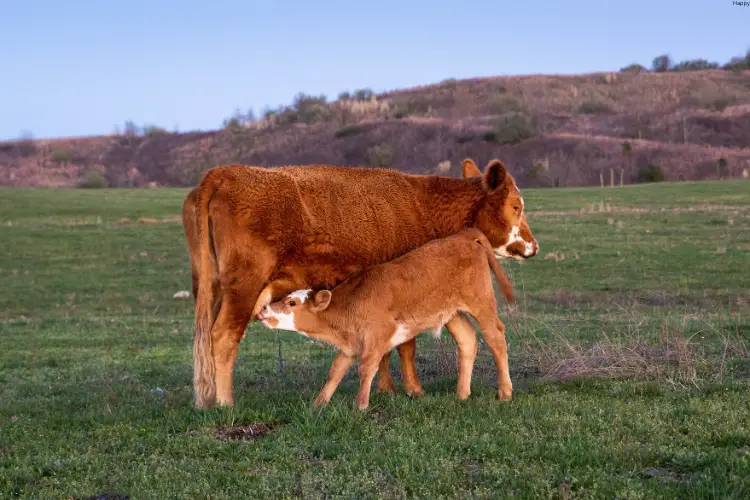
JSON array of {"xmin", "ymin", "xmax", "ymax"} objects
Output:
[{"xmin": 538, "ymin": 338, "xmax": 697, "ymax": 384}]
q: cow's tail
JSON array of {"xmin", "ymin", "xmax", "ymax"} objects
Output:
[
  {"xmin": 474, "ymin": 232, "xmax": 515, "ymax": 305},
  {"xmin": 192, "ymin": 169, "xmax": 222, "ymax": 408}
]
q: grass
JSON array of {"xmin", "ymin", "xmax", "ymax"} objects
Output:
[{"xmin": 1, "ymin": 181, "xmax": 749, "ymax": 498}]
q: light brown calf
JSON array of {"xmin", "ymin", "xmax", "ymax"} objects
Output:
[{"xmin": 257, "ymin": 228, "xmax": 516, "ymax": 410}]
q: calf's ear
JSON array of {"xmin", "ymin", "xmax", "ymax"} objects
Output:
[
  {"xmin": 311, "ymin": 290, "xmax": 332, "ymax": 312},
  {"xmin": 483, "ymin": 159, "xmax": 507, "ymax": 192}
]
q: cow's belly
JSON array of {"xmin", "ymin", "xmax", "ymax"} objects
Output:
[{"xmin": 270, "ymin": 255, "xmax": 367, "ymax": 294}]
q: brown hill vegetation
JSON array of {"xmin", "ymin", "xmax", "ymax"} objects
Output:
[{"xmin": 3, "ymin": 63, "xmax": 750, "ymax": 188}]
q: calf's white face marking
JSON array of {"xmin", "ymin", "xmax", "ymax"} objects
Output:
[
  {"xmin": 258, "ymin": 289, "xmax": 313, "ymax": 335},
  {"xmin": 288, "ymin": 289, "xmax": 312, "ymax": 304}
]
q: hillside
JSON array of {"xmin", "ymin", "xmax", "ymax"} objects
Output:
[{"xmin": 2, "ymin": 69, "xmax": 750, "ymax": 188}]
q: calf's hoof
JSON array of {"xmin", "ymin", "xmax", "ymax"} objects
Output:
[
  {"xmin": 313, "ymin": 393, "xmax": 330, "ymax": 407},
  {"xmin": 498, "ymin": 388, "xmax": 513, "ymax": 401},
  {"xmin": 456, "ymin": 389, "xmax": 471, "ymax": 401},
  {"xmin": 405, "ymin": 387, "xmax": 425, "ymax": 399},
  {"xmin": 355, "ymin": 401, "xmax": 369, "ymax": 411},
  {"xmin": 354, "ymin": 395, "xmax": 370, "ymax": 411}
]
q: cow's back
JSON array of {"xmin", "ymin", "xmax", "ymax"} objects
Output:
[{"xmin": 279, "ymin": 165, "xmax": 434, "ymax": 262}]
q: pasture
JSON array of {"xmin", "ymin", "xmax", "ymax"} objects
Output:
[{"xmin": 1, "ymin": 181, "xmax": 749, "ymax": 499}]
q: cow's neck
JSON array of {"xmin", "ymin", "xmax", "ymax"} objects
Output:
[{"xmin": 419, "ymin": 176, "xmax": 485, "ymax": 238}]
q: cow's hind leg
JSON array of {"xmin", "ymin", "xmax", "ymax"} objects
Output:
[
  {"xmin": 395, "ymin": 338, "xmax": 424, "ymax": 397},
  {"xmin": 377, "ymin": 350, "xmax": 398, "ymax": 394},
  {"xmin": 212, "ymin": 256, "xmax": 274, "ymax": 407},
  {"xmin": 376, "ymin": 340, "xmax": 423, "ymax": 397}
]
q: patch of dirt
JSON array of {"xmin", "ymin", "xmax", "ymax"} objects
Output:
[
  {"xmin": 640, "ymin": 467, "xmax": 694, "ymax": 483},
  {"xmin": 213, "ymin": 420, "xmax": 280, "ymax": 441},
  {"xmin": 87, "ymin": 494, "xmax": 130, "ymax": 500}
]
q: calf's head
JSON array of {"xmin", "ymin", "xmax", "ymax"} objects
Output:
[
  {"xmin": 256, "ymin": 289, "xmax": 332, "ymax": 335},
  {"xmin": 463, "ymin": 158, "xmax": 539, "ymax": 261}
]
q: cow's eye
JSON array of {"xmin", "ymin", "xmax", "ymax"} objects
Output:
[
  {"xmin": 513, "ymin": 205, "xmax": 521, "ymax": 212},
  {"xmin": 289, "ymin": 300, "xmax": 296, "ymax": 307}
]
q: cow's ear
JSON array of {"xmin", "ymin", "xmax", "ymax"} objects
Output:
[
  {"xmin": 311, "ymin": 290, "xmax": 332, "ymax": 312},
  {"xmin": 461, "ymin": 158, "xmax": 482, "ymax": 178},
  {"xmin": 483, "ymin": 159, "xmax": 507, "ymax": 192}
]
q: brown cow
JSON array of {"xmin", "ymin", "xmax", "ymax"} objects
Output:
[
  {"xmin": 183, "ymin": 158, "xmax": 539, "ymax": 408},
  {"xmin": 257, "ymin": 228, "xmax": 516, "ymax": 410}
]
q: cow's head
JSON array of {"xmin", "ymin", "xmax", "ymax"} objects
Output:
[{"xmin": 463, "ymin": 158, "xmax": 539, "ymax": 261}]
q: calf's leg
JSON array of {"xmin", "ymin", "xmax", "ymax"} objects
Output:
[
  {"xmin": 355, "ymin": 348, "xmax": 388, "ymax": 411},
  {"xmin": 314, "ymin": 351, "xmax": 356, "ymax": 407},
  {"xmin": 475, "ymin": 313, "xmax": 513, "ymax": 401},
  {"xmin": 445, "ymin": 314, "xmax": 478, "ymax": 400}
]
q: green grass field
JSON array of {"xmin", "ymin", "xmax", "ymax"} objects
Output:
[{"xmin": 1, "ymin": 181, "xmax": 749, "ymax": 499}]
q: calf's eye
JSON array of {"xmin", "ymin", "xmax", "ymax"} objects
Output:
[{"xmin": 289, "ymin": 300, "xmax": 296, "ymax": 307}]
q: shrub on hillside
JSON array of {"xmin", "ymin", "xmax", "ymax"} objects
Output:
[
  {"xmin": 389, "ymin": 96, "xmax": 437, "ymax": 119},
  {"xmin": 620, "ymin": 63, "xmax": 646, "ymax": 73},
  {"xmin": 441, "ymin": 78, "xmax": 458, "ymax": 89},
  {"xmin": 487, "ymin": 95, "xmax": 523, "ymax": 115},
  {"xmin": 636, "ymin": 164, "xmax": 665, "ymax": 183},
  {"xmin": 366, "ymin": 143, "xmax": 394, "ymax": 167},
  {"xmin": 683, "ymin": 88, "xmax": 741, "ymax": 112},
  {"xmin": 651, "ymin": 54, "xmax": 672, "ymax": 73},
  {"xmin": 670, "ymin": 59, "xmax": 720, "ymax": 72},
  {"xmin": 483, "ymin": 112, "xmax": 536, "ymax": 144},
  {"xmin": 353, "ymin": 88, "xmax": 375, "ymax": 101},
  {"xmin": 143, "ymin": 125, "xmax": 169, "ymax": 136},
  {"xmin": 577, "ymin": 97, "xmax": 614, "ymax": 114},
  {"xmin": 722, "ymin": 50, "xmax": 750, "ymax": 71},
  {"xmin": 334, "ymin": 124, "xmax": 366, "ymax": 138},
  {"xmin": 77, "ymin": 170, "xmax": 108, "ymax": 188},
  {"xmin": 51, "ymin": 149, "xmax": 73, "ymax": 164},
  {"xmin": 292, "ymin": 93, "xmax": 332, "ymax": 124},
  {"xmin": 123, "ymin": 120, "xmax": 141, "ymax": 136}
]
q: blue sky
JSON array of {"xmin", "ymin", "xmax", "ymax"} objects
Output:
[{"xmin": 1, "ymin": 0, "xmax": 747, "ymax": 140}]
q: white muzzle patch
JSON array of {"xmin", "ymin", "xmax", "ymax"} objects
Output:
[
  {"xmin": 260, "ymin": 309, "xmax": 298, "ymax": 332},
  {"xmin": 494, "ymin": 225, "xmax": 535, "ymax": 261}
]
